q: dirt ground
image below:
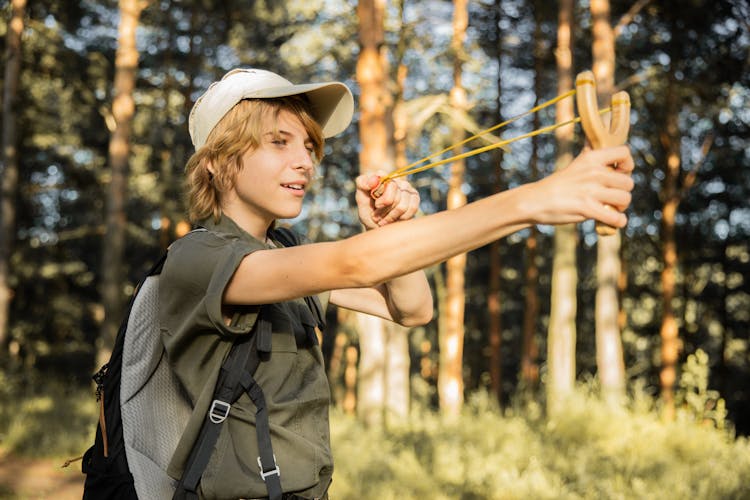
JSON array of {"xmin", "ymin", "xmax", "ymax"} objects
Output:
[{"xmin": 0, "ymin": 450, "xmax": 84, "ymax": 500}]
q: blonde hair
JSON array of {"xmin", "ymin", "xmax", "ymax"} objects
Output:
[{"xmin": 184, "ymin": 96, "xmax": 325, "ymax": 223}]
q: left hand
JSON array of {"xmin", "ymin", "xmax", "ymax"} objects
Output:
[{"xmin": 355, "ymin": 174, "xmax": 421, "ymax": 229}]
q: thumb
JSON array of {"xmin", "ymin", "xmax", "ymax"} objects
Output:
[{"xmin": 356, "ymin": 173, "xmax": 381, "ymax": 190}]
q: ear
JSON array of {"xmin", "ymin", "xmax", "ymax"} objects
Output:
[{"xmin": 205, "ymin": 161, "xmax": 216, "ymax": 179}]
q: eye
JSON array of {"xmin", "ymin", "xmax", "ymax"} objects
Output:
[{"xmin": 271, "ymin": 137, "xmax": 287, "ymax": 146}]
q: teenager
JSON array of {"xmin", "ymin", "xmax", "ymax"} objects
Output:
[{"xmin": 159, "ymin": 68, "xmax": 634, "ymax": 499}]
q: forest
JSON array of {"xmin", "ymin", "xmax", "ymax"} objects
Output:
[{"xmin": 1, "ymin": 0, "xmax": 749, "ymax": 498}]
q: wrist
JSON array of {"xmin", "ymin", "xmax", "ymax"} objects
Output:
[{"xmin": 505, "ymin": 183, "xmax": 539, "ymax": 226}]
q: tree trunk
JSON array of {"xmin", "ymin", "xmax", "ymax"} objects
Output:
[
  {"xmin": 521, "ymin": 1, "xmax": 544, "ymax": 392},
  {"xmin": 547, "ymin": 0, "xmax": 578, "ymax": 414},
  {"xmin": 393, "ymin": 0, "xmax": 408, "ymax": 172},
  {"xmin": 487, "ymin": 0, "xmax": 505, "ymax": 406},
  {"xmin": 356, "ymin": 0, "xmax": 409, "ymax": 427},
  {"xmin": 158, "ymin": 8, "xmax": 178, "ymax": 251},
  {"xmin": 328, "ymin": 329, "xmax": 348, "ymax": 406},
  {"xmin": 344, "ymin": 345, "xmax": 358, "ymax": 416},
  {"xmin": 0, "ymin": 0, "xmax": 26, "ymax": 356},
  {"xmin": 488, "ymin": 238, "xmax": 503, "ymax": 404},
  {"xmin": 438, "ymin": 0, "xmax": 468, "ymax": 418},
  {"xmin": 0, "ymin": 0, "xmax": 27, "ymax": 355},
  {"xmin": 591, "ymin": 0, "xmax": 626, "ymax": 405},
  {"xmin": 99, "ymin": 0, "xmax": 146, "ymax": 367},
  {"xmin": 659, "ymin": 71, "xmax": 681, "ymax": 421}
]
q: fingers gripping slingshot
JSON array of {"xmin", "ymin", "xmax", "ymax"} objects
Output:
[
  {"xmin": 575, "ymin": 71, "xmax": 632, "ymax": 236},
  {"xmin": 369, "ymin": 70, "xmax": 632, "ymax": 237}
]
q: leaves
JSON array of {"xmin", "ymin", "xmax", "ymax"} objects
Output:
[{"xmin": 0, "ymin": 0, "xmax": 748, "ymax": 435}]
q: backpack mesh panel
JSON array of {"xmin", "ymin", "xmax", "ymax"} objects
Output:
[{"xmin": 120, "ymin": 275, "xmax": 192, "ymax": 499}]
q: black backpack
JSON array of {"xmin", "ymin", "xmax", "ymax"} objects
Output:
[{"xmin": 80, "ymin": 227, "xmax": 325, "ymax": 500}]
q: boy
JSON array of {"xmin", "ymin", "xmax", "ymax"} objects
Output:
[{"xmin": 160, "ymin": 68, "xmax": 634, "ymax": 499}]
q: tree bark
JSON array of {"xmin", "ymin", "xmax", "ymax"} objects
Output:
[
  {"xmin": 438, "ymin": 0, "xmax": 468, "ymax": 418},
  {"xmin": 344, "ymin": 345, "xmax": 358, "ymax": 415},
  {"xmin": 547, "ymin": 0, "xmax": 578, "ymax": 414},
  {"xmin": 393, "ymin": 0, "xmax": 408, "ymax": 172},
  {"xmin": 99, "ymin": 0, "xmax": 146, "ymax": 366},
  {"xmin": 591, "ymin": 0, "xmax": 626, "ymax": 405},
  {"xmin": 487, "ymin": 0, "xmax": 505, "ymax": 406},
  {"xmin": 659, "ymin": 71, "xmax": 681, "ymax": 420},
  {"xmin": 0, "ymin": 0, "xmax": 27, "ymax": 354},
  {"xmin": 521, "ymin": 0, "xmax": 544, "ymax": 392},
  {"xmin": 355, "ymin": 0, "xmax": 409, "ymax": 427}
]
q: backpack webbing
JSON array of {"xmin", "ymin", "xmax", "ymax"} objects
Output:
[{"xmin": 173, "ymin": 310, "xmax": 281, "ymax": 500}]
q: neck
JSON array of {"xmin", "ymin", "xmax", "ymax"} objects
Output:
[{"xmin": 222, "ymin": 208, "xmax": 273, "ymax": 242}]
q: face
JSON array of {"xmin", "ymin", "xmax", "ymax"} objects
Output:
[{"xmin": 221, "ymin": 109, "xmax": 316, "ymax": 238}]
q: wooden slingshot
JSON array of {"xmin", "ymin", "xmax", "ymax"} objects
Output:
[
  {"xmin": 368, "ymin": 70, "xmax": 632, "ymax": 238},
  {"xmin": 575, "ymin": 70, "xmax": 631, "ymax": 236}
]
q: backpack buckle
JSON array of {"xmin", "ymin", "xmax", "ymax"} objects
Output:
[
  {"xmin": 257, "ymin": 455, "xmax": 280, "ymax": 480},
  {"xmin": 208, "ymin": 399, "xmax": 231, "ymax": 424}
]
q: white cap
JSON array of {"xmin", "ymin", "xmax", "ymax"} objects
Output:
[{"xmin": 188, "ymin": 68, "xmax": 354, "ymax": 149}]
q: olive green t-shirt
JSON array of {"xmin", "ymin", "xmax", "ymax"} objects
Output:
[{"xmin": 159, "ymin": 215, "xmax": 332, "ymax": 499}]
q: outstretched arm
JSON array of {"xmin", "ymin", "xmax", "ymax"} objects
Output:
[{"xmin": 223, "ymin": 145, "xmax": 634, "ymax": 310}]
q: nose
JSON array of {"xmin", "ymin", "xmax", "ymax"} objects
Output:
[{"xmin": 293, "ymin": 144, "xmax": 315, "ymax": 173}]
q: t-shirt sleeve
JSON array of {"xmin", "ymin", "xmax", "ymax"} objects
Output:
[{"xmin": 160, "ymin": 232, "xmax": 264, "ymax": 339}]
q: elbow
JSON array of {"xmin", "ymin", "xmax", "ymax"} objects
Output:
[
  {"xmin": 395, "ymin": 301, "xmax": 434, "ymax": 328},
  {"xmin": 413, "ymin": 302, "xmax": 435, "ymax": 326}
]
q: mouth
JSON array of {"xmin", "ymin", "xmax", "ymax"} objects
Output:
[{"xmin": 282, "ymin": 183, "xmax": 306, "ymax": 195}]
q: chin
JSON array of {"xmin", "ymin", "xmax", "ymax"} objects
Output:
[{"xmin": 277, "ymin": 207, "xmax": 303, "ymax": 220}]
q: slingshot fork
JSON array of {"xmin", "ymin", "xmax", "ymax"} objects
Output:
[{"xmin": 575, "ymin": 70, "xmax": 631, "ymax": 236}]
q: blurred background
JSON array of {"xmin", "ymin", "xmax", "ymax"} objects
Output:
[{"xmin": 0, "ymin": 0, "xmax": 749, "ymax": 498}]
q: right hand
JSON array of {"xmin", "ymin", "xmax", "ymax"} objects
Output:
[
  {"xmin": 354, "ymin": 174, "xmax": 420, "ymax": 229},
  {"xmin": 525, "ymin": 145, "xmax": 635, "ymax": 228}
]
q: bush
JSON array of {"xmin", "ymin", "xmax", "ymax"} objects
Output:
[{"xmin": 329, "ymin": 388, "xmax": 750, "ymax": 500}]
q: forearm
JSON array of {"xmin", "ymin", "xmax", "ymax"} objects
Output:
[
  {"xmin": 228, "ymin": 184, "xmax": 529, "ymax": 306},
  {"xmin": 342, "ymin": 184, "xmax": 532, "ymax": 286}
]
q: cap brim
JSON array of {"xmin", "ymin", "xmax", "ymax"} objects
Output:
[{"xmin": 239, "ymin": 81, "xmax": 354, "ymax": 138}]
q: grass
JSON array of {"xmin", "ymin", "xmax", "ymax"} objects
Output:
[{"xmin": 1, "ymin": 372, "xmax": 749, "ymax": 499}]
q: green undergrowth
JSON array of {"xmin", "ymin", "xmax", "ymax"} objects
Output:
[
  {"xmin": 0, "ymin": 371, "xmax": 97, "ymax": 460},
  {"xmin": 1, "ymin": 370, "xmax": 749, "ymax": 499},
  {"xmin": 329, "ymin": 390, "xmax": 750, "ymax": 500}
]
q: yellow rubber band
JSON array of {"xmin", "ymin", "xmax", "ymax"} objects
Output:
[
  {"xmin": 380, "ymin": 89, "xmax": 577, "ymax": 184},
  {"xmin": 380, "ymin": 106, "xmax": 613, "ymax": 183}
]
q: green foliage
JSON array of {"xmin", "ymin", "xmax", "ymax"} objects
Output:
[
  {"xmin": 329, "ymin": 389, "xmax": 750, "ymax": 500},
  {"xmin": 2, "ymin": 379, "xmax": 749, "ymax": 498},
  {"xmin": 2, "ymin": 0, "xmax": 750, "ymax": 456},
  {"xmin": 675, "ymin": 349, "xmax": 728, "ymax": 429},
  {"xmin": 0, "ymin": 371, "xmax": 97, "ymax": 459}
]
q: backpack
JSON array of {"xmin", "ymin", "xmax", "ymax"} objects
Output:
[{"xmin": 80, "ymin": 227, "xmax": 325, "ymax": 500}]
